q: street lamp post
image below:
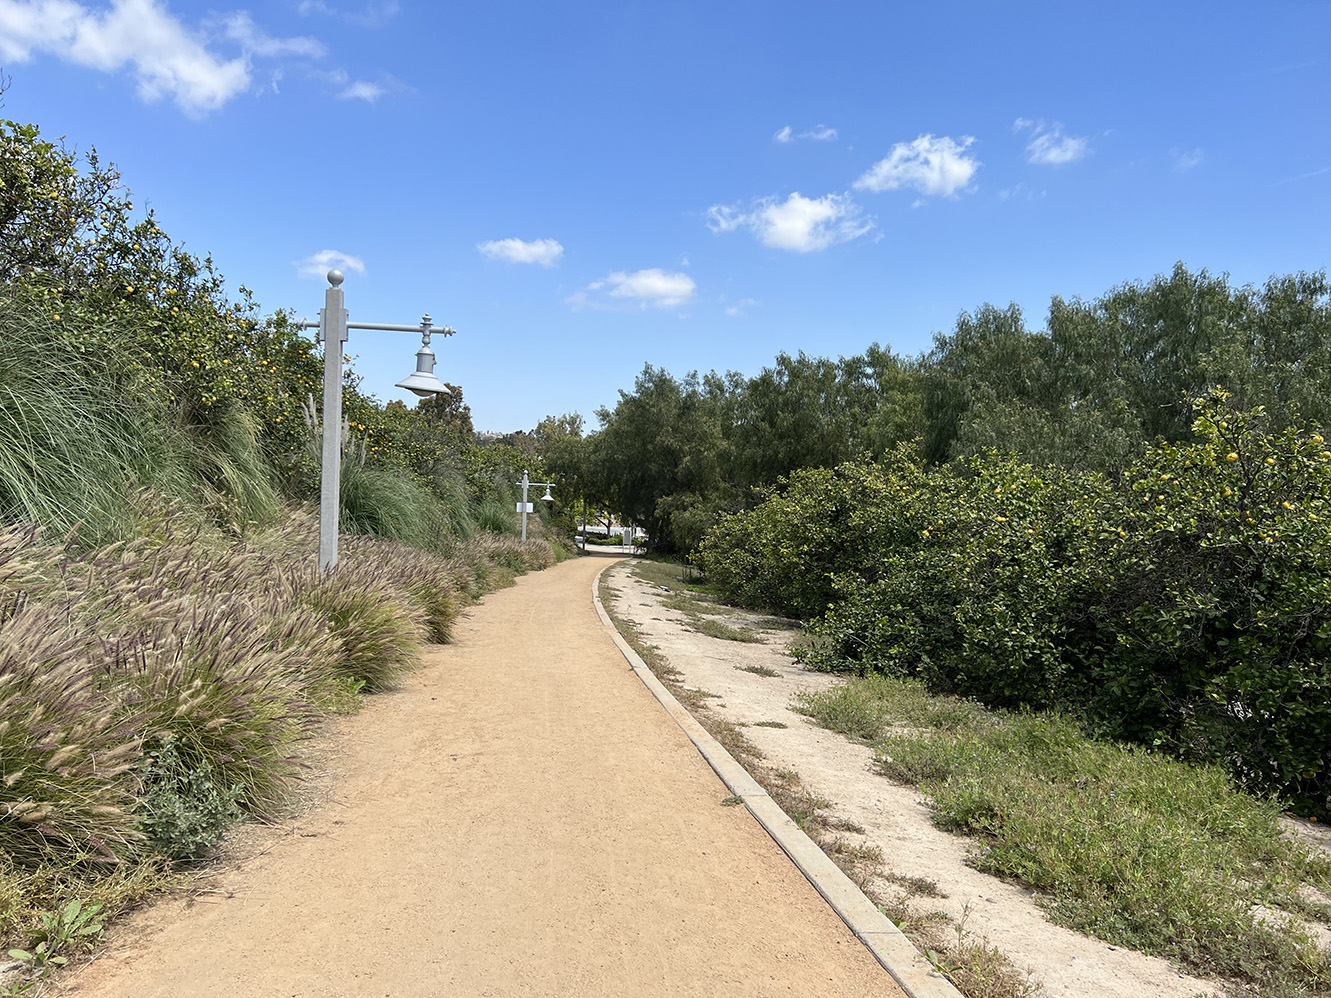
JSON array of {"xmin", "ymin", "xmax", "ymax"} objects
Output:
[
  {"xmin": 516, "ymin": 470, "xmax": 555, "ymax": 542},
  {"xmin": 299, "ymin": 270, "xmax": 454, "ymax": 573}
]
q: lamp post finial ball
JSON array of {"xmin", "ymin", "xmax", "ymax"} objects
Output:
[{"xmin": 327, "ymin": 270, "xmax": 345, "ymax": 287}]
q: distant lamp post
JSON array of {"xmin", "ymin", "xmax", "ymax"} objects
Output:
[
  {"xmin": 299, "ymin": 270, "xmax": 455, "ymax": 573},
  {"xmin": 516, "ymin": 470, "xmax": 555, "ymax": 542}
]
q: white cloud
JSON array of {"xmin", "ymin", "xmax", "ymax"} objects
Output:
[
  {"xmin": 853, "ymin": 134, "xmax": 980, "ymax": 197},
  {"xmin": 706, "ymin": 191, "xmax": 873, "ymax": 253},
  {"xmin": 314, "ymin": 67, "xmax": 403, "ymax": 103},
  {"xmin": 570, "ymin": 268, "xmax": 696, "ymax": 310},
  {"xmin": 296, "ymin": 249, "xmax": 366, "ymax": 279},
  {"xmin": 724, "ymin": 297, "xmax": 760, "ymax": 317},
  {"xmin": 0, "ymin": 0, "xmax": 255, "ymax": 114},
  {"xmin": 297, "ymin": 0, "xmax": 399, "ymax": 26},
  {"xmin": 773, "ymin": 123, "xmax": 838, "ymax": 143},
  {"xmin": 477, "ymin": 237, "xmax": 564, "ymax": 268},
  {"xmin": 1014, "ymin": 118, "xmax": 1090, "ymax": 165},
  {"xmin": 219, "ymin": 12, "xmax": 324, "ymax": 58},
  {"xmin": 999, "ymin": 182, "xmax": 1044, "ymax": 202},
  {"xmin": 1172, "ymin": 147, "xmax": 1205, "ymax": 172},
  {"xmin": 0, "ymin": 0, "xmax": 335, "ymax": 115},
  {"xmin": 339, "ymin": 80, "xmax": 383, "ymax": 101},
  {"xmin": 801, "ymin": 123, "xmax": 837, "ymax": 141}
]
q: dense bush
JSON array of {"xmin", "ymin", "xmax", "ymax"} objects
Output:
[{"xmin": 700, "ymin": 391, "xmax": 1331, "ymax": 815}]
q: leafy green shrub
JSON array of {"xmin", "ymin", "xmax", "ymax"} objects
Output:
[
  {"xmin": 136, "ymin": 738, "xmax": 242, "ymax": 860},
  {"xmin": 1081, "ymin": 394, "xmax": 1331, "ymax": 815},
  {"xmin": 703, "ymin": 392, "xmax": 1331, "ymax": 814}
]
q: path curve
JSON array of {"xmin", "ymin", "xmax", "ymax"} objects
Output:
[{"xmin": 67, "ymin": 553, "xmax": 904, "ymax": 998}]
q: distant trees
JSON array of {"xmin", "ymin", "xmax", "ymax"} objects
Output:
[
  {"xmin": 927, "ymin": 264, "xmax": 1331, "ymax": 471},
  {"xmin": 539, "ymin": 263, "xmax": 1331, "ymax": 554}
]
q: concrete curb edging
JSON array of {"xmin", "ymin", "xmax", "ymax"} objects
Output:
[{"xmin": 592, "ymin": 563, "xmax": 964, "ymax": 998}]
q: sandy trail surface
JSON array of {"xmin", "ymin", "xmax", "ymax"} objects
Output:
[
  {"xmin": 66, "ymin": 552, "xmax": 904, "ymax": 998},
  {"xmin": 602, "ymin": 561, "xmax": 1214, "ymax": 998}
]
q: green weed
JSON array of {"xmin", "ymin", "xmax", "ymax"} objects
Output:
[
  {"xmin": 8, "ymin": 899, "xmax": 104, "ymax": 974},
  {"xmin": 804, "ymin": 674, "xmax": 1331, "ymax": 996}
]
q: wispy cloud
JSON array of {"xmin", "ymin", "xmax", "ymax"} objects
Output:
[
  {"xmin": 1272, "ymin": 164, "xmax": 1331, "ymax": 186},
  {"xmin": 1014, "ymin": 118, "xmax": 1091, "ymax": 166},
  {"xmin": 477, "ymin": 237, "xmax": 564, "ymax": 267},
  {"xmin": 1171, "ymin": 147, "xmax": 1205, "ymax": 173},
  {"xmin": 295, "ymin": 249, "xmax": 366, "ymax": 279},
  {"xmin": 568, "ymin": 269, "xmax": 696, "ymax": 310},
  {"xmin": 218, "ymin": 12, "xmax": 324, "ymax": 58},
  {"xmin": 774, "ymin": 123, "xmax": 838, "ymax": 143},
  {"xmin": 340, "ymin": 80, "xmax": 383, "ymax": 101},
  {"xmin": 707, "ymin": 191, "xmax": 872, "ymax": 252},
  {"xmin": 724, "ymin": 297, "xmax": 760, "ymax": 317},
  {"xmin": 998, "ymin": 183, "xmax": 1043, "ymax": 202},
  {"xmin": 316, "ymin": 66, "xmax": 405, "ymax": 102},
  {"xmin": 853, "ymin": 134, "xmax": 980, "ymax": 197},
  {"xmin": 297, "ymin": 0, "xmax": 400, "ymax": 27}
]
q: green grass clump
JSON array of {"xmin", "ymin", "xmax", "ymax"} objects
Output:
[
  {"xmin": 800, "ymin": 675, "xmax": 1331, "ymax": 996},
  {"xmin": 297, "ymin": 573, "xmax": 424, "ymax": 694},
  {"xmin": 0, "ymin": 609, "xmax": 143, "ymax": 866},
  {"xmin": 341, "ymin": 535, "xmax": 464, "ymax": 644},
  {"xmin": 475, "ymin": 498, "xmax": 516, "ymax": 535},
  {"xmin": 795, "ymin": 675, "xmax": 988, "ymax": 742},
  {"xmin": 339, "ymin": 457, "xmax": 449, "ymax": 551},
  {"xmin": 104, "ymin": 608, "xmax": 318, "ymax": 818}
]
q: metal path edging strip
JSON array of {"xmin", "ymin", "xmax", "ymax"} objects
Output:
[{"xmin": 591, "ymin": 562, "xmax": 963, "ymax": 998}]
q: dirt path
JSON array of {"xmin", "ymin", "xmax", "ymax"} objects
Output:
[
  {"xmin": 601, "ymin": 562, "xmax": 1214, "ymax": 998},
  {"xmin": 66, "ymin": 553, "xmax": 905, "ymax": 998}
]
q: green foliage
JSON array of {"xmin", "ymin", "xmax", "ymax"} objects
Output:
[
  {"xmin": 802, "ymin": 675, "xmax": 1331, "ymax": 996},
  {"xmin": 559, "ymin": 347, "xmax": 923, "ymax": 553},
  {"xmin": 927, "ymin": 264, "xmax": 1331, "ymax": 470},
  {"xmin": 136, "ymin": 739, "xmax": 243, "ymax": 860},
  {"xmin": 7, "ymin": 899, "xmax": 104, "ymax": 974},
  {"xmin": 704, "ymin": 392, "xmax": 1331, "ymax": 815}
]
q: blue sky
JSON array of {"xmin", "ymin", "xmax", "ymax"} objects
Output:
[{"xmin": 2, "ymin": 1, "xmax": 1328, "ymax": 431}]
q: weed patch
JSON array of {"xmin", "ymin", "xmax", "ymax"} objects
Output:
[{"xmin": 801, "ymin": 675, "xmax": 1331, "ymax": 997}]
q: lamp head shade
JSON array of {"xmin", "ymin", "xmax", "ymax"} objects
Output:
[
  {"xmin": 541, "ymin": 486, "xmax": 554, "ymax": 502},
  {"xmin": 396, "ymin": 342, "xmax": 450, "ymax": 398}
]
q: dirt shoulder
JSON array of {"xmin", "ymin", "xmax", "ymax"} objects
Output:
[
  {"xmin": 64, "ymin": 553, "xmax": 904, "ymax": 998},
  {"xmin": 601, "ymin": 560, "xmax": 1219, "ymax": 998}
]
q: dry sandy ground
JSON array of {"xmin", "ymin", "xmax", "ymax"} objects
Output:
[
  {"xmin": 60, "ymin": 553, "xmax": 906, "ymax": 998},
  {"xmin": 601, "ymin": 560, "xmax": 1300, "ymax": 998}
]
